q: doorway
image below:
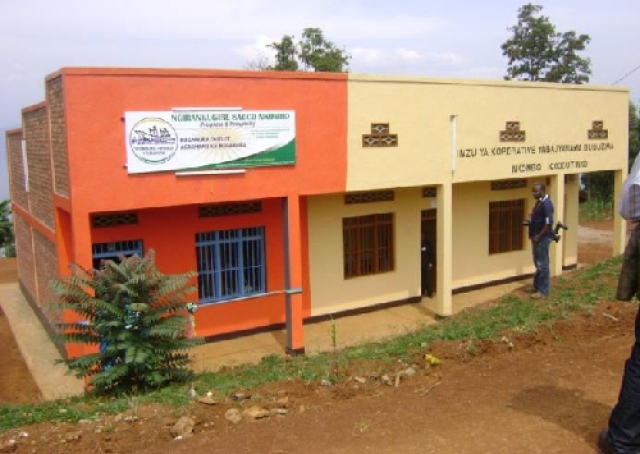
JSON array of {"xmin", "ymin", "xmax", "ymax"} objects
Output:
[{"xmin": 421, "ymin": 209, "xmax": 437, "ymax": 297}]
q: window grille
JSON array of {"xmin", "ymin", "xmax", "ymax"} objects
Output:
[
  {"xmin": 489, "ymin": 200, "xmax": 525, "ymax": 254},
  {"xmin": 199, "ymin": 202, "xmax": 262, "ymax": 217},
  {"xmin": 491, "ymin": 179, "xmax": 527, "ymax": 191},
  {"xmin": 195, "ymin": 227, "xmax": 266, "ymax": 303},
  {"xmin": 588, "ymin": 120, "xmax": 608, "ymax": 139},
  {"xmin": 92, "ymin": 212, "xmax": 139, "ymax": 228},
  {"xmin": 422, "ymin": 187, "xmax": 437, "ymax": 198},
  {"xmin": 499, "ymin": 121, "xmax": 526, "ymax": 142},
  {"xmin": 343, "ymin": 213, "xmax": 394, "ymax": 278},
  {"xmin": 345, "ymin": 191, "xmax": 394, "ymax": 204},
  {"xmin": 362, "ymin": 123, "xmax": 398, "ymax": 147}
]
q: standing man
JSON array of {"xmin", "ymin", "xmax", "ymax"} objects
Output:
[
  {"xmin": 528, "ymin": 182, "xmax": 554, "ymax": 299},
  {"xmin": 421, "ymin": 234, "xmax": 433, "ymax": 298}
]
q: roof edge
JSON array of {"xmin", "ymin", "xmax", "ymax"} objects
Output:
[
  {"xmin": 51, "ymin": 67, "xmax": 348, "ymax": 81},
  {"xmin": 347, "ymin": 73, "xmax": 629, "ymax": 93}
]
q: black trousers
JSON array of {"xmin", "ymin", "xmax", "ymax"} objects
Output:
[
  {"xmin": 609, "ymin": 309, "xmax": 640, "ymax": 453},
  {"xmin": 421, "ymin": 265, "xmax": 432, "ymax": 297}
]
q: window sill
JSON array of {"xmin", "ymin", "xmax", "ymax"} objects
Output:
[{"xmin": 199, "ymin": 291, "xmax": 274, "ymax": 306}]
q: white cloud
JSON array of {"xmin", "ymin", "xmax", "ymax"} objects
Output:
[
  {"xmin": 396, "ymin": 48, "xmax": 421, "ymax": 61},
  {"xmin": 236, "ymin": 35, "xmax": 277, "ymax": 65},
  {"xmin": 426, "ymin": 52, "xmax": 464, "ymax": 66},
  {"xmin": 351, "ymin": 47, "xmax": 386, "ymax": 66}
]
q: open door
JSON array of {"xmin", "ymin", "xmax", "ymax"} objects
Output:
[{"xmin": 421, "ymin": 209, "xmax": 437, "ymax": 297}]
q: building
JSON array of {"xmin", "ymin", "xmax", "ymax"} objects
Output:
[{"xmin": 5, "ymin": 68, "xmax": 629, "ymax": 358}]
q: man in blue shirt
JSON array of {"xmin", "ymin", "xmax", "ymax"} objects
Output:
[{"xmin": 528, "ymin": 182, "xmax": 554, "ymax": 298}]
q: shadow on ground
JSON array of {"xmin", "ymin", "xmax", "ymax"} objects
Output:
[{"xmin": 511, "ymin": 385, "xmax": 609, "ymax": 446}]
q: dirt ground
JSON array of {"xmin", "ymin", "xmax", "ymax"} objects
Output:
[
  {"xmin": 0, "ymin": 220, "xmax": 632, "ymax": 453},
  {"xmin": 0, "ymin": 258, "xmax": 42, "ymax": 405}
]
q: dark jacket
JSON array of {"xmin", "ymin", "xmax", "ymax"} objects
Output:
[
  {"xmin": 528, "ymin": 196, "xmax": 554, "ymax": 239},
  {"xmin": 617, "ymin": 223, "xmax": 640, "ymax": 301}
]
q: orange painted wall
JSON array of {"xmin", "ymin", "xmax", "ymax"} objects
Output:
[
  {"xmin": 89, "ymin": 197, "xmax": 311, "ymax": 337},
  {"xmin": 59, "ymin": 68, "xmax": 348, "ymax": 215}
]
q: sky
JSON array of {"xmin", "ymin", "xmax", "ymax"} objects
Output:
[{"xmin": 1, "ymin": 0, "xmax": 639, "ymax": 201}]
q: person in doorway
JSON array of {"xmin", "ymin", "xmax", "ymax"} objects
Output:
[
  {"xmin": 528, "ymin": 182, "xmax": 554, "ymax": 299},
  {"xmin": 421, "ymin": 235, "xmax": 434, "ymax": 298},
  {"xmin": 598, "ymin": 222, "xmax": 640, "ymax": 454}
]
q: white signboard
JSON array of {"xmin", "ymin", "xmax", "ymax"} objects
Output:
[{"xmin": 125, "ymin": 110, "xmax": 296, "ymax": 174}]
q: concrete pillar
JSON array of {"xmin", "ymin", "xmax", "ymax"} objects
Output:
[
  {"xmin": 562, "ymin": 176, "xmax": 579, "ymax": 267},
  {"xmin": 71, "ymin": 211, "xmax": 93, "ymax": 270},
  {"xmin": 435, "ymin": 183, "xmax": 453, "ymax": 316},
  {"xmin": 65, "ymin": 211, "xmax": 93, "ymax": 359},
  {"xmin": 549, "ymin": 175, "xmax": 565, "ymax": 277},
  {"xmin": 54, "ymin": 207, "xmax": 74, "ymax": 276},
  {"xmin": 283, "ymin": 196, "xmax": 305, "ymax": 354},
  {"xmin": 614, "ymin": 169, "xmax": 627, "ymax": 255}
]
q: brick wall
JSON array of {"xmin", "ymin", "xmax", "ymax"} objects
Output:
[
  {"xmin": 6, "ymin": 130, "xmax": 29, "ymax": 209},
  {"xmin": 23, "ymin": 107, "xmax": 54, "ymax": 229},
  {"xmin": 15, "ymin": 216, "xmax": 36, "ymax": 302},
  {"xmin": 46, "ymin": 76, "xmax": 69, "ymax": 197},
  {"xmin": 33, "ymin": 230, "xmax": 60, "ymax": 325}
]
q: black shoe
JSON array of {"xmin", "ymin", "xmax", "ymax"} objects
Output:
[{"xmin": 598, "ymin": 429, "xmax": 613, "ymax": 454}]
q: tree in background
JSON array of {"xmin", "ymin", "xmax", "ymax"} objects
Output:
[
  {"xmin": 269, "ymin": 35, "xmax": 299, "ymax": 71},
  {"xmin": 629, "ymin": 101, "xmax": 640, "ymax": 166},
  {"xmin": 245, "ymin": 53, "xmax": 271, "ymax": 71},
  {"xmin": 267, "ymin": 27, "xmax": 350, "ymax": 72},
  {"xmin": 0, "ymin": 199, "xmax": 15, "ymax": 258},
  {"xmin": 298, "ymin": 28, "xmax": 350, "ymax": 72},
  {"xmin": 501, "ymin": 3, "xmax": 591, "ymax": 83}
]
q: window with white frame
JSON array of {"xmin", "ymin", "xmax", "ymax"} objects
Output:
[{"xmin": 195, "ymin": 227, "xmax": 266, "ymax": 303}]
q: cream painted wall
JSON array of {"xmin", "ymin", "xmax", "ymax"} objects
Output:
[
  {"xmin": 347, "ymin": 76, "xmax": 628, "ymax": 191},
  {"xmin": 451, "ymin": 181, "xmax": 533, "ymax": 288},
  {"xmin": 307, "ymin": 178, "xmax": 580, "ymax": 314},
  {"xmin": 450, "ymin": 177, "xmax": 578, "ymax": 289},
  {"xmin": 307, "ymin": 76, "xmax": 622, "ymax": 316},
  {"xmin": 307, "ymin": 188, "xmax": 434, "ymax": 316}
]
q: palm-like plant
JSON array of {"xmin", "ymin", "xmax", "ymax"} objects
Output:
[{"xmin": 52, "ymin": 250, "xmax": 203, "ymax": 395}]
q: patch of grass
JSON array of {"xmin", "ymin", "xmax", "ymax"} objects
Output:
[
  {"xmin": 579, "ymin": 198, "xmax": 613, "ymax": 222},
  {"xmin": 0, "ymin": 396, "xmax": 129, "ymax": 432},
  {"xmin": 0, "ymin": 255, "xmax": 625, "ymax": 432}
]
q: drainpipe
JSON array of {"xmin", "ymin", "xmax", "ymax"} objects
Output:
[{"xmin": 450, "ymin": 115, "xmax": 458, "ymax": 174}]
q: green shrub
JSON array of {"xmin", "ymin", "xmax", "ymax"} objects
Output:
[
  {"xmin": 0, "ymin": 199, "xmax": 15, "ymax": 257},
  {"xmin": 51, "ymin": 251, "xmax": 203, "ymax": 395},
  {"xmin": 579, "ymin": 197, "xmax": 613, "ymax": 222}
]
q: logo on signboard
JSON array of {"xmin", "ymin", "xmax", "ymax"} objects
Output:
[{"xmin": 129, "ymin": 118, "xmax": 178, "ymax": 164}]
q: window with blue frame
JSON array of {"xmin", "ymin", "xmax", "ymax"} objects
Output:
[
  {"xmin": 91, "ymin": 239, "xmax": 144, "ymax": 269},
  {"xmin": 195, "ymin": 227, "xmax": 266, "ymax": 303}
]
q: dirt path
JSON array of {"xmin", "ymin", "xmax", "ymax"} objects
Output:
[
  {"xmin": 0, "ymin": 258, "xmax": 42, "ymax": 404},
  {"xmin": 0, "ymin": 220, "xmax": 630, "ymax": 453}
]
